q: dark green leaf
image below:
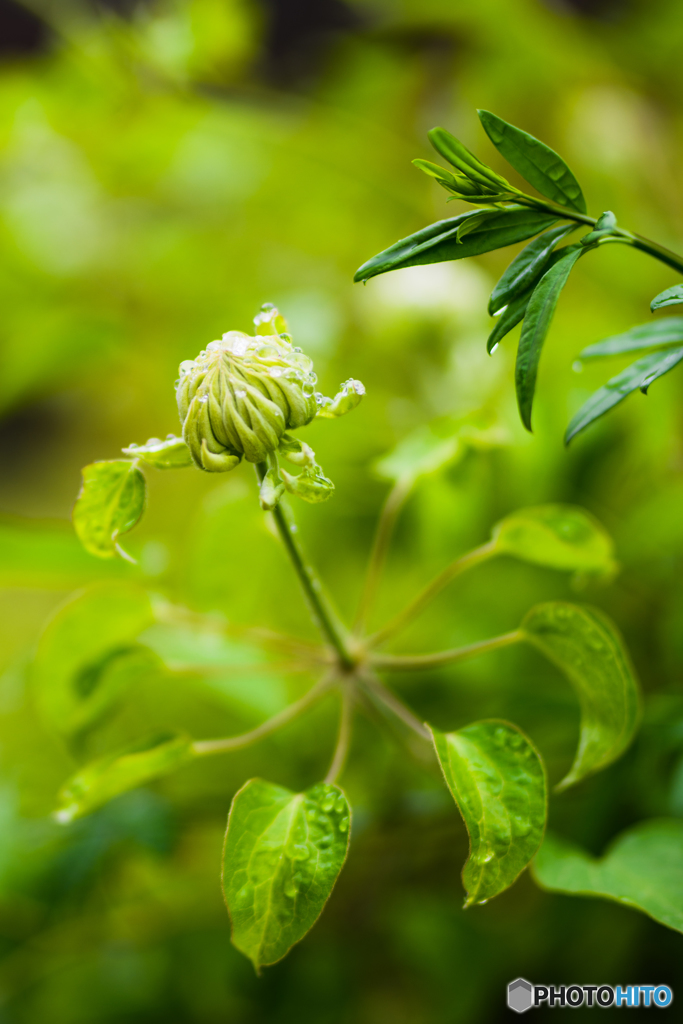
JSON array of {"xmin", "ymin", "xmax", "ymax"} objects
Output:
[
  {"xmin": 489, "ymin": 224, "xmax": 575, "ymax": 314},
  {"xmin": 487, "ymin": 290, "xmax": 532, "ymax": 353},
  {"xmin": 428, "ymin": 127, "xmax": 511, "ymax": 190},
  {"xmin": 532, "ymin": 820, "xmax": 683, "ymax": 934},
  {"xmin": 32, "ymin": 581, "xmax": 156, "ymax": 737},
  {"xmin": 73, "ymin": 460, "xmax": 146, "ymax": 560},
  {"xmin": 223, "ymin": 779, "xmax": 350, "ymax": 970},
  {"xmin": 121, "ymin": 435, "xmax": 194, "ymax": 469},
  {"xmin": 491, "ymin": 505, "xmax": 617, "ymax": 578},
  {"xmin": 566, "ymin": 346, "xmax": 683, "ymax": 443},
  {"xmin": 478, "ymin": 110, "xmax": 587, "ymax": 214},
  {"xmin": 54, "ymin": 732, "xmax": 194, "ymax": 823},
  {"xmin": 651, "ymin": 284, "xmax": 683, "ymax": 311},
  {"xmin": 353, "ymin": 208, "xmax": 559, "ymax": 283},
  {"xmin": 579, "ymin": 318, "xmax": 683, "ymax": 359},
  {"xmin": 521, "ymin": 602, "xmax": 641, "ymax": 790},
  {"xmin": 430, "ymin": 720, "xmax": 546, "ymax": 906},
  {"xmin": 516, "ymin": 246, "xmax": 584, "ymax": 431}
]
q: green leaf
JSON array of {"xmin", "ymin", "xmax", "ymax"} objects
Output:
[
  {"xmin": 353, "ymin": 208, "xmax": 560, "ymax": 283},
  {"xmin": 428, "ymin": 127, "xmax": 512, "ymax": 190},
  {"xmin": 565, "ymin": 346, "xmax": 683, "ymax": 444},
  {"xmin": 651, "ymin": 285, "xmax": 683, "ymax": 311},
  {"xmin": 489, "ymin": 224, "xmax": 575, "ymax": 314},
  {"xmin": 521, "ymin": 602, "xmax": 641, "ymax": 789},
  {"xmin": 121, "ymin": 435, "xmax": 194, "ymax": 469},
  {"xmin": 478, "ymin": 110, "xmax": 587, "ymax": 214},
  {"xmin": 515, "ymin": 245, "xmax": 584, "ymax": 431},
  {"xmin": 487, "ymin": 289, "xmax": 532, "ymax": 354},
  {"xmin": 532, "ymin": 820, "xmax": 683, "ymax": 934},
  {"xmin": 32, "ymin": 581, "xmax": 155, "ymax": 737},
  {"xmin": 54, "ymin": 732, "xmax": 194, "ymax": 823},
  {"xmin": 579, "ymin": 318, "xmax": 683, "ymax": 358},
  {"xmin": 222, "ymin": 779, "xmax": 350, "ymax": 970},
  {"xmin": 374, "ymin": 424, "xmax": 463, "ymax": 484},
  {"xmin": 430, "ymin": 720, "xmax": 546, "ymax": 906},
  {"xmin": 73, "ymin": 460, "xmax": 146, "ymax": 560},
  {"xmin": 491, "ymin": 504, "xmax": 617, "ymax": 578}
]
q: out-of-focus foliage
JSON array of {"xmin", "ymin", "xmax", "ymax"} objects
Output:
[{"xmin": 1, "ymin": 0, "xmax": 683, "ymax": 1020}]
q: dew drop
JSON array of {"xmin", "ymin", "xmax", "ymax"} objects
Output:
[{"xmin": 338, "ymin": 816, "xmax": 349, "ymax": 832}]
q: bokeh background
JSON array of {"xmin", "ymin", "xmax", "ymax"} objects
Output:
[{"xmin": 1, "ymin": 0, "xmax": 683, "ymax": 1019}]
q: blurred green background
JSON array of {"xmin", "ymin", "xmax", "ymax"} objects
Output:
[{"xmin": 1, "ymin": 0, "xmax": 683, "ymax": 1019}]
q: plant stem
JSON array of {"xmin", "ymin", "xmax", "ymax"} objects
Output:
[
  {"xmin": 255, "ymin": 464, "xmax": 355, "ymax": 669},
  {"xmin": 192, "ymin": 675, "xmax": 335, "ymax": 756},
  {"xmin": 357, "ymin": 671, "xmax": 431, "ymax": 741},
  {"xmin": 325, "ymin": 688, "xmax": 354, "ymax": 784},
  {"xmin": 354, "ymin": 476, "xmax": 412, "ymax": 634},
  {"xmin": 370, "ymin": 630, "xmax": 522, "ymax": 671},
  {"xmin": 367, "ymin": 540, "xmax": 498, "ymax": 648}
]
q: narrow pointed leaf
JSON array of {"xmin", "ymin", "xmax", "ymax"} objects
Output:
[
  {"xmin": 428, "ymin": 126, "xmax": 511, "ymax": 189},
  {"xmin": 579, "ymin": 318, "xmax": 683, "ymax": 358},
  {"xmin": 532, "ymin": 821, "xmax": 683, "ymax": 934},
  {"xmin": 478, "ymin": 110, "xmax": 587, "ymax": 214},
  {"xmin": 516, "ymin": 246, "xmax": 584, "ymax": 430},
  {"xmin": 54, "ymin": 732, "xmax": 194, "ymax": 823},
  {"xmin": 489, "ymin": 224, "xmax": 575, "ymax": 314},
  {"xmin": 32, "ymin": 581, "xmax": 155, "ymax": 737},
  {"xmin": 73, "ymin": 460, "xmax": 146, "ymax": 559},
  {"xmin": 521, "ymin": 602, "xmax": 641, "ymax": 790},
  {"xmin": 430, "ymin": 720, "xmax": 546, "ymax": 906},
  {"xmin": 491, "ymin": 505, "xmax": 617, "ymax": 578},
  {"xmin": 651, "ymin": 284, "xmax": 683, "ymax": 311},
  {"xmin": 487, "ymin": 289, "xmax": 532, "ymax": 353},
  {"xmin": 354, "ymin": 208, "xmax": 559, "ymax": 283},
  {"xmin": 122, "ymin": 435, "xmax": 194, "ymax": 469},
  {"xmin": 566, "ymin": 346, "xmax": 683, "ymax": 443},
  {"xmin": 223, "ymin": 779, "xmax": 350, "ymax": 970}
]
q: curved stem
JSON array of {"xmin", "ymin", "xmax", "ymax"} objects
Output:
[
  {"xmin": 192, "ymin": 675, "xmax": 335, "ymax": 756},
  {"xmin": 370, "ymin": 630, "xmax": 522, "ymax": 671},
  {"xmin": 354, "ymin": 477, "xmax": 412, "ymax": 634},
  {"xmin": 367, "ymin": 540, "xmax": 497, "ymax": 649},
  {"xmin": 325, "ymin": 688, "xmax": 354, "ymax": 784},
  {"xmin": 255, "ymin": 463, "xmax": 355, "ymax": 669}
]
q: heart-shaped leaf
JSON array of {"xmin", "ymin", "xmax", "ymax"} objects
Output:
[
  {"xmin": 580, "ymin": 318, "xmax": 683, "ymax": 359},
  {"xmin": 73, "ymin": 460, "xmax": 146, "ymax": 560},
  {"xmin": 651, "ymin": 285, "xmax": 683, "ymax": 311},
  {"xmin": 223, "ymin": 779, "xmax": 350, "ymax": 970},
  {"xmin": 478, "ymin": 110, "xmax": 587, "ymax": 214},
  {"xmin": 521, "ymin": 602, "xmax": 641, "ymax": 789},
  {"xmin": 430, "ymin": 720, "xmax": 547, "ymax": 906},
  {"xmin": 532, "ymin": 820, "xmax": 683, "ymax": 934},
  {"xmin": 491, "ymin": 504, "xmax": 617, "ymax": 578}
]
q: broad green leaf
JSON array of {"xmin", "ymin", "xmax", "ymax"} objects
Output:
[
  {"xmin": 428, "ymin": 127, "xmax": 512, "ymax": 190},
  {"xmin": 489, "ymin": 224, "xmax": 575, "ymax": 314},
  {"xmin": 566, "ymin": 346, "xmax": 683, "ymax": 444},
  {"xmin": 651, "ymin": 285, "xmax": 683, "ymax": 311},
  {"xmin": 532, "ymin": 820, "xmax": 683, "ymax": 934},
  {"xmin": 521, "ymin": 602, "xmax": 641, "ymax": 789},
  {"xmin": 478, "ymin": 110, "xmax": 587, "ymax": 214},
  {"xmin": 54, "ymin": 732, "xmax": 194, "ymax": 823},
  {"xmin": 73, "ymin": 460, "xmax": 146, "ymax": 560},
  {"xmin": 487, "ymin": 289, "xmax": 531, "ymax": 354},
  {"xmin": 579, "ymin": 318, "xmax": 683, "ymax": 359},
  {"xmin": 374, "ymin": 424, "xmax": 463, "ymax": 483},
  {"xmin": 0, "ymin": 515, "xmax": 132, "ymax": 589},
  {"xmin": 430, "ymin": 720, "xmax": 546, "ymax": 906},
  {"xmin": 491, "ymin": 505, "xmax": 617, "ymax": 578},
  {"xmin": 353, "ymin": 208, "xmax": 559, "ymax": 283},
  {"xmin": 223, "ymin": 779, "xmax": 350, "ymax": 970},
  {"xmin": 32, "ymin": 581, "xmax": 155, "ymax": 737},
  {"xmin": 516, "ymin": 245, "xmax": 584, "ymax": 431},
  {"xmin": 121, "ymin": 435, "xmax": 194, "ymax": 469}
]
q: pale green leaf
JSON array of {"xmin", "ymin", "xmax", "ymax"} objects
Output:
[
  {"xmin": 374, "ymin": 425, "xmax": 463, "ymax": 483},
  {"xmin": 566, "ymin": 346, "xmax": 683, "ymax": 444},
  {"xmin": 580, "ymin": 318, "xmax": 683, "ymax": 358},
  {"xmin": 54, "ymin": 732, "xmax": 194, "ymax": 823},
  {"xmin": 430, "ymin": 720, "xmax": 546, "ymax": 906},
  {"xmin": 73, "ymin": 460, "xmax": 146, "ymax": 560},
  {"xmin": 32, "ymin": 581, "xmax": 155, "ymax": 737},
  {"xmin": 223, "ymin": 779, "xmax": 350, "ymax": 970},
  {"xmin": 521, "ymin": 602, "xmax": 641, "ymax": 789},
  {"xmin": 532, "ymin": 820, "xmax": 683, "ymax": 934},
  {"xmin": 122, "ymin": 435, "xmax": 194, "ymax": 469},
  {"xmin": 478, "ymin": 110, "xmax": 587, "ymax": 214},
  {"xmin": 491, "ymin": 504, "xmax": 617, "ymax": 578},
  {"xmin": 651, "ymin": 285, "xmax": 683, "ymax": 311}
]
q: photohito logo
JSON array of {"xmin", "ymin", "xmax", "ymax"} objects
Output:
[{"xmin": 507, "ymin": 979, "xmax": 673, "ymax": 1012}]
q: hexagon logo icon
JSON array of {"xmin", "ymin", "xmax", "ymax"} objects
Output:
[{"xmin": 508, "ymin": 978, "xmax": 533, "ymax": 1013}]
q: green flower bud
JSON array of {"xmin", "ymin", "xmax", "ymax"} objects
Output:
[{"xmin": 176, "ymin": 329, "xmax": 319, "ymax": 470}]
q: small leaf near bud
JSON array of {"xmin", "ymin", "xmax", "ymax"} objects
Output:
[
  {"xmin": 278, "ymin": 433, "xmax": 316, "ymax": 468},
  {"xmin": 122, "ymin": 435, "xmax": 194, "ymax": 469},
  {"xmin": 281, "ymin": 465, "xmax": 334, "ymax": 504},
  {"xmin": 316, "ymin": 379, "xmax": 365, "ymax": 419},
  {"xmin": 253, "ymin": 302, "xmax": 288, "ymax": 336},
  {"xmin": 73, "ymin": 460, "xmax": 146, "ymax": 561},
  {"xmin": 259, "ymin": 461, "xmax": 286, "ymax": 511}
]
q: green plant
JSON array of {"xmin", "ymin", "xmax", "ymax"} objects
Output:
[
  {"xmin": 37, "ymin": 298, "xmax": 682, "ymax": 974},
  {"xmin": 355, "ymin": 111, "xmax": 683, "ymax": 443}
]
